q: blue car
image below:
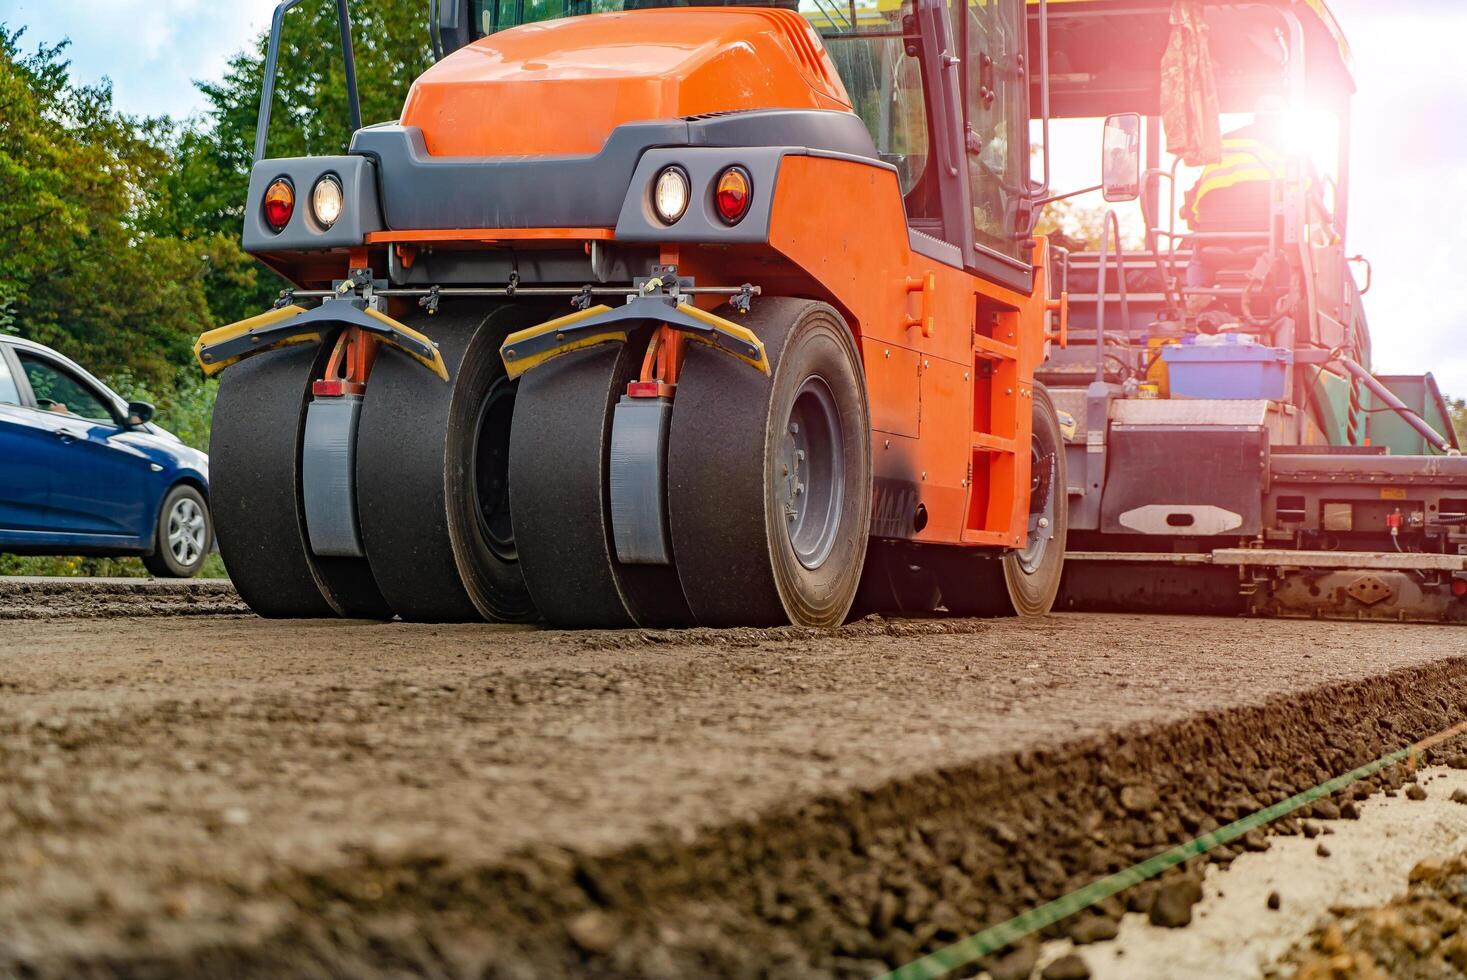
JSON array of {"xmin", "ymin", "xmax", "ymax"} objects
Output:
[{"xmin": 0, "ymin": 335, "xmax": 212, "ymax": 577}]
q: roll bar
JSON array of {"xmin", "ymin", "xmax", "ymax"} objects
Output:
[{"xmin": 254, "ymin": 0, "xmax": 362, "ymax": 163}]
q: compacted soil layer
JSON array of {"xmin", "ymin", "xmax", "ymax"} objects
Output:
[
  {"xmin": 1, "ymin": 613, "xmax": 1464, "ymax": 978},
  {"xmin": 0, "ymin": 576, "xmax": 245, "ymax": 620}
]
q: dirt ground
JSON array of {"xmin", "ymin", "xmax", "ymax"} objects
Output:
[
  {"xmin": 1037, "ymin": 766, "xmax": 1467, "ymax": 980},
  {"xmin": 2, "ymin": 598, "xmax": 1466, "ymax": 977},
  {"xmin": 1278, "ymin": 776, "xmax": 1467, "ymax": 980}
]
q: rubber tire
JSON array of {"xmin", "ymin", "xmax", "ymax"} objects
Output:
[
  {"xmin": 509, "ymin": 339, "xmax": 695, "ymax": 629},
  {"xmin": 938, "ymin": 383, "xmax": 1068, "ymax": 617},
  {"xmin": 142, "ymin": 484, "xmax": 212, "ymax": 578},
  {"xmin": 852, "ymin": 541, "xmax": 942, "ymax": 617},
  {"xmin": 211, "ymin": 343, "xmax": 390, "ymax": 618},
  {"xmin": 668, "ymin": 299, "xmax": 871, "ymax": 628},
  {"xmin": 357, "ymin": 303, "xmax": 540, "ymax": 623}
]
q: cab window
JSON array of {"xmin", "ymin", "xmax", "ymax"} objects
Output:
[
  {"xmin": 964, "ymin": 0, "xmax": 1027, "ymax": 260},
  {"xmin": 17, "ymin": 353, "xmax": 115, "ymax": 423},
  {"xmin": 802, "ymin": 0, "xmax": 938, "ymax": 223},
  {"xmin": 820, "ymin": 27, "xmax": 928, "ymax": 198},
  {"xmin": 0, "ymin": 351, "xmax": 19, "ymax": 407},
  {"xmin": 473, "ymin": 0, "xmax": 644, "ymax": 35}
]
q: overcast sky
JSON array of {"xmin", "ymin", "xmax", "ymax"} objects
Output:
[{"xmin": 4, "ymin": 0, "xmax": 1465, "ymax": 395}]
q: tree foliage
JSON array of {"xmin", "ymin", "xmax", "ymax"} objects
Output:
[
  {"xmin": 0, "ymin": 27, "xmax": 213, "ymax": 388},
  {"xmin": 0, "ymin": 5, "xmax": 430, "ymax": 447},
  {"xmin": 1450, "ymin": 397, "xmax": 1467, "ymax": 449},
  {"xmin": 168, "ymin": 2, "xmax": 431, "ymax": 326}
]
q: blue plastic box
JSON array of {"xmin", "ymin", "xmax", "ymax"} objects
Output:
[{"xmin": 1161, "ymin": 341, "xmax": 1293, "ymax": 400}]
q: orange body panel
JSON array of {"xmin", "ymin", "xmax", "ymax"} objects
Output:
[
  {"xmin": 765, "ymin": 154, "xmax": 1053, "ymax": 549},
  {"xmin": 401, "ymin": 8, "xmax": 850, "ymax": 158}
]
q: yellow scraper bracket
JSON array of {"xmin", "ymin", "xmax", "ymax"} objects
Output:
[
  {"xmin": 499, "ymin": 296, "xmax": 769, "ymax": 380},
  {"xmin": 194, "ymin": 300, "xmax": 449, "ymax": 381}
]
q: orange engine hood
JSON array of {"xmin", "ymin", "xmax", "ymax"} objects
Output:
[{"xmin": 399, "ymin": 7, "xmax": 851, "ymax": 158}]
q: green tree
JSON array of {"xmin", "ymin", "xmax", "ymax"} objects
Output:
[
  {"xmin": 0, "ymin": 28, "xmax": 213, "ymax": 388},
  {"xmin": 165, "ymin": 2, "xmax": 432, "ymax": 326},
  {"xmin": 1449, "ymin": 397, "xmax": 1467, "ymax": 448}
]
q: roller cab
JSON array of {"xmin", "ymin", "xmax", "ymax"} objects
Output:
[{"xmin": 202, "ymin": 0, "xmax": 1069, "ymax": 627}]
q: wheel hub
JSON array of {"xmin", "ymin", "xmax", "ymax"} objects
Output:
[
  {"xmin": 1017, "ymin": 436, "xmax": 1057, "ymax": 575},
  {"xmin": 781, "ymin": 376, "xmax": 844, "ymax": 570},
  {"xmin": 167, "ymin": 497, "xmax": 206, "ymax": 567}
]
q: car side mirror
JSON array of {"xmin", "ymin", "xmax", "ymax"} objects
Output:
[
  {"xmin": 125, "ymin": 400, "xmax": 155, "ymax": 427},
  {"xmin": 1102, "ymin": 112, "xmax": 1142, "ymax": 203}
]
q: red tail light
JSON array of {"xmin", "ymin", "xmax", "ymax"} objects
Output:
[
  {"xmin": 715, "ymin": 167, "xmax": 751, "ymax": 224},
  {"xmin": 263, "ymin": 178, "xmax": 295, "ymax": 232}
]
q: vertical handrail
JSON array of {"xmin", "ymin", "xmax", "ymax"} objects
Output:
[
  {"xmin": 336, "ymin": 0, "xmax": 362, "ymax": 135},
  {"xmin": 254, "ymin": 0, "xmax": 307, "ymax": 163},
  {"xmin": 1140, "ymin": 165, "xmax": 1179, "ymax": 321},
  {"xmin": 429, "ymin": 0, "xmax": 444, "ymax": 60},
  {"xmin": 253, "ymin": 0, "xmax": 362, "ymax": 163},
  {"xmin": 1093, "ymin": 209, "xmax": 1130, "ymax": 384}
]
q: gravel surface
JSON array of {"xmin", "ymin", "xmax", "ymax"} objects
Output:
[
  {"xmin": 1, "ymin": 611, "xmax": 1465, "ymax": 976},
  {"xmin": 1277, "ymin": 774, "xmax": 1467, "ymax": 979},
  {"xmin": 1037, "ymin": 766, "xmax": 1467, "ymax": 980},
  {"xmin": 0, "ymin": 576, "xmax": 244, "ymax": 619}
]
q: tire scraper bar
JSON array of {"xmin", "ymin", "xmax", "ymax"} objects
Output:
[
  {"xmin": 195, "ymin": 301, "xmax": 448, "ymax": 380},
  {"xmin": 499, "ymin": 296, "xmax": 769, "ymax": 380}
]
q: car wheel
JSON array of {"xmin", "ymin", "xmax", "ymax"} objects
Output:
[{"xmin": 143, "ymin": 485, "xmax": 212, "ymax": 578}]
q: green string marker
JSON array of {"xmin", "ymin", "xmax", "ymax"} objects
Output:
[{"xmin": 881, "ymin": 744, "xmax": 1414, "ymax": 980}]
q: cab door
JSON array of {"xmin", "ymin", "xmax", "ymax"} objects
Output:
[{"xmin": 13, "ymin": 350, "xmax": 151, "ymax": 538}]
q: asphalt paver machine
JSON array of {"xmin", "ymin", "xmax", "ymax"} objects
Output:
[{"xmin": 1035, "ymin": 0, "xmax": 1467, "ymax": 622}]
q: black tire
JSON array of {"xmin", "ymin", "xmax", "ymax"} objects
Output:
[
  {"xmin": 852, "ymin": 541, "xmax": 942, "ymax": 618},
  {"xmin": 509, "ymin": 338, "xmax": 695, "ymax": 629},
  {"xmin": 211, "ymin": 344, "xmax": 391, "ymax": 618},
  {"xmin": 937, "ymin": 383, "xmax": 1068, "ymax": 617},
  {"xmin": 142, "ymin": 484, "xmax": 212, "ymax": 578},
  {"xmin": 668, "ymin": 299, "xmax": 871, "ymax": 628},
  {"xmin": 357, "ymin": 303, "xmax": 540, "ymax": 623}
]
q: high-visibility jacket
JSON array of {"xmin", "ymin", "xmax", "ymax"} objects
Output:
[{"xmin": 1180, "ymin": 126, "xmax": 1290, "ymax": 230}]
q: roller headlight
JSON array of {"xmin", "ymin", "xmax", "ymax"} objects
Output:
[
  {"xmin": 310, "ymin": 174, "xmax": 344, "ymax": 229},
  {"xmin": 652, "ymin": 166, "xmax": 690, "ymax": 225}
]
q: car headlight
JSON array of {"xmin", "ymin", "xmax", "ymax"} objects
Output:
[
  {"xmin": 652, "ymin": 166, "xmax": 690, "ymax": 225},
  {"xmin": 311, "ymin": 174, "xmax": 344, "ymax": 229}
]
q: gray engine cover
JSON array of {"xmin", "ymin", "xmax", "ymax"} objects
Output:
[
  {"xmin": 610, "ymin": 395, "xmax": 673, "ymax": 565},
  {"xmin": 302, "ymin": 395, "xmax": 366, "ymax": 558}
]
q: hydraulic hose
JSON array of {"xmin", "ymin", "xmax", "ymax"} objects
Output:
[{"xmin": 1336, "ymin": 356, "xmax": 1457, "ymax": 455}]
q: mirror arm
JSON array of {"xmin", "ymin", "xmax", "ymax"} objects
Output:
[{"xmin": 1033, "ymin": 183, "xmax": 1101, "ymax": 208}]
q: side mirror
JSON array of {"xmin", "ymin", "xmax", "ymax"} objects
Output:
[
  {"xmin": 125, "ymin": 400, "xmax": 155, "ymax": 427},
  {"xmin": 1102, "ymin": 112, "xmax": 1142, "ymax": 203}
]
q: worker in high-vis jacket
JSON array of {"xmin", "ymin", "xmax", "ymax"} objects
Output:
[
  {"xmin": 1181, "ymin": 95, "xmax": 1290, "ymax": 232},
  {"xmin": 1181, "ymin": 95, "xmax": 1298, "ymax": 315}
]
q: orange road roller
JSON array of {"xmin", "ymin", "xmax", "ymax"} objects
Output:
[{"xmin": 198, "ymin": 0, "xmax": 1085, "ymax": 627}]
